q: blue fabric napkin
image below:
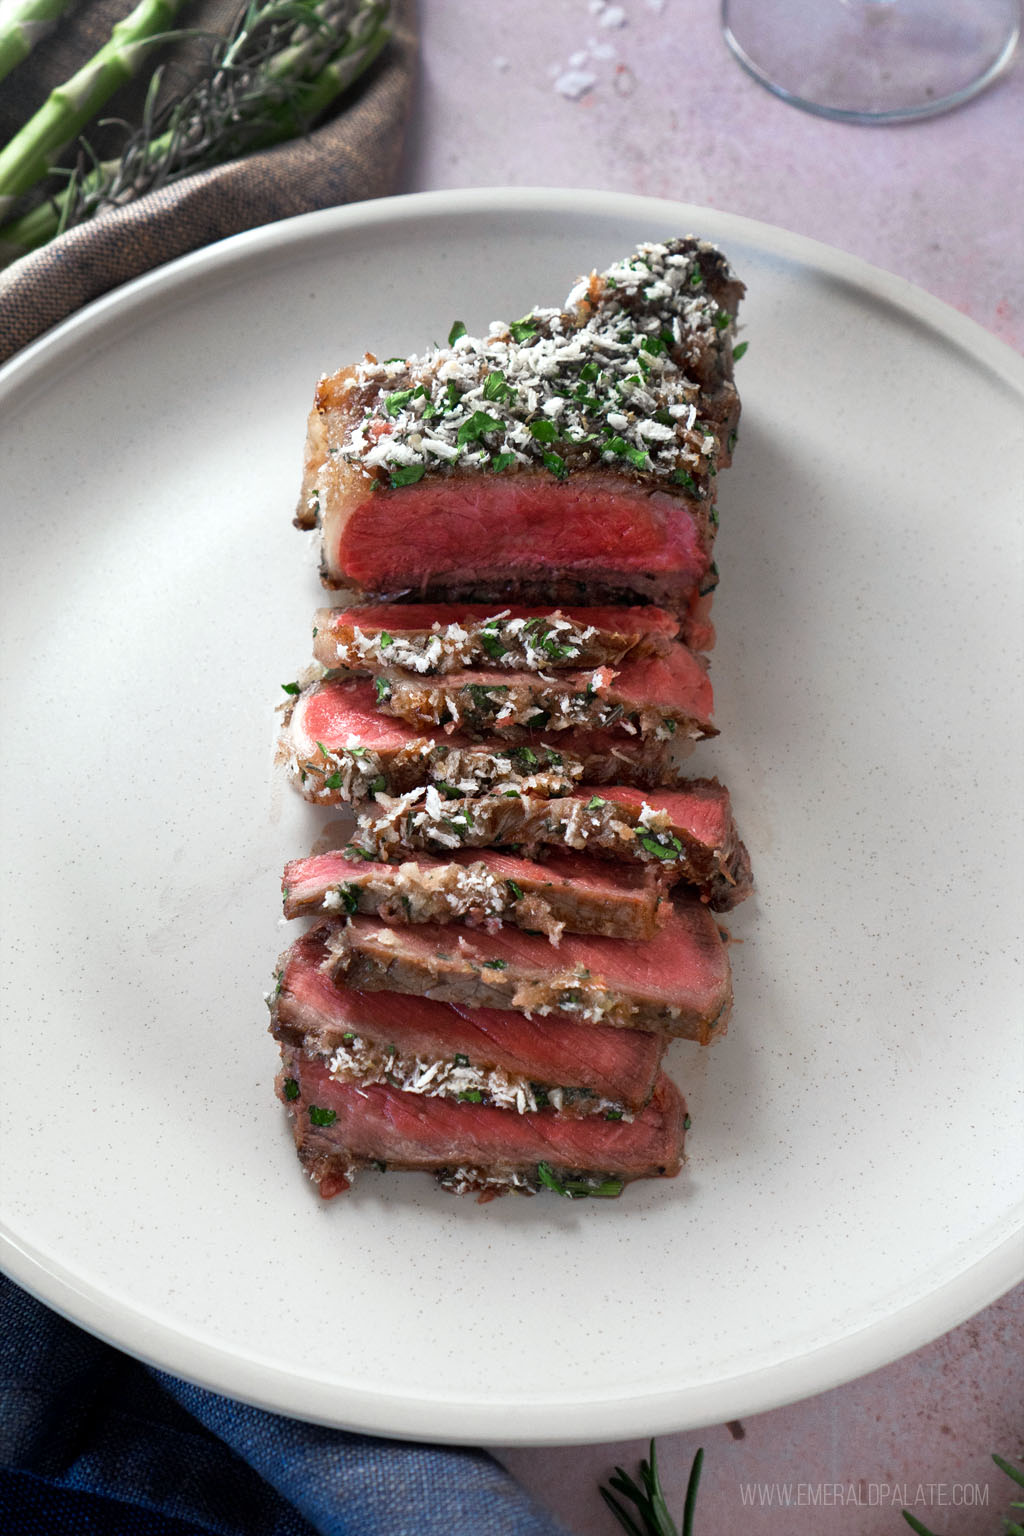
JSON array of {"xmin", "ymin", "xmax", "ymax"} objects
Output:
[{"xmin": 0, "ymin": 1275, "xmax": 572, "ymax": 1535}]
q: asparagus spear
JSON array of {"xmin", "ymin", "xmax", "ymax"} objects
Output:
[
  {"xmin": 0, "ymin": 0, "xmax": 390, "ymax": 259},
  {"xmin": 0, "ymin": 0, "xmax": 74, "ymax": 86},
  {"xmin": 0, "ymin": 0, "xmax": 186, "ymax": 213}
]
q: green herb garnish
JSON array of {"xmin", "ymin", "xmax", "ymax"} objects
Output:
[
  {"xmin": 536, "ymin": 1163, "xmax": 624, "ymax": 1200},
  {"xmin": 389, "ymin": 463, "xmax": 426, "ymax": 487},
  {"xmin": 528, "ymin": 418, "xmax": 558, "ymax": 443},
  {"xmin": 508, "ymin": 316, "xmax": 537, "ymax": 343},
  {"xmin": 447, "ymin": 320, "xmax": 466, "ymax": 345},
  {"xmin": 308, "ymin": 1105, "xmax": 336, "ymax": 1126},
  {"xmin": 483, "ymin": 958, "xmax": 507, "ymax": 970},
  {"xmin": 506, "ymin": 879, "xmax": 525, "ymax": 901},
  {"xmin": 282, "ymin": 1077, "xmax": 300, "ymax": 1101},
  {"xmin": 636, "ymin": 832, "xmax": 683, "ymax": 861},
  {"xmin": 732, "ymin": 341, "xmax": 748, "ymax": 361},
  {"xmin": 491, "ymin": 452, "xmax": 517, "ymax": 473},
  {"xmin": 457, "ymin": 1089, "xmax": 483, "ymax": 1103},
  {"xmin": 542, "ymin": 450, "xmax": 568, "ymax": 480},
  {"xmin": 281, "ymin": 681, "xmax": 300, "ymax": 695},
  {"xmin": 586, "ymin": 795, "xmax": 606, "ymax": 811},
  {"xmin": 456, "ymin": 410, "xmax": 504, "ymax": 446},
  {"xmin": 483, "ymin": 369, "xmax": 513, "ymax": 403},
  {"xmin": 373, "ymin": 677, "xmax": 391, "ymax": 704}
]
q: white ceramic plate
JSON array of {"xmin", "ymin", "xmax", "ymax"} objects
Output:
[{"xmin": 1, "ymin": 189, "xmax": 1021, "ymax": 1446}]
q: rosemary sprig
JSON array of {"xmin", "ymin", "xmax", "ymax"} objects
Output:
[
  {"xmin": 600, "ymin": 1441, "xmax": 703, "ymax": 1536},
  {"xmin": 0, "ymin": 0, "xmax": 390, "ymax": 259}
]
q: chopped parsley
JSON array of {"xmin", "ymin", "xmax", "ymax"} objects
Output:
[
  {"xmin": 732, "ymin": 341, "xmax": 748, "ymax": 361},
  {"xmin": 586, "ymin": 795, "xmax": 607, "ymax": 811},
  {"xmin": 453, "ymin": 1053, "xmax": 470, "ymax": 1067},
  {"xmin": 457, "ymin": 410, "xmax": 504, "ymax": 446},
  {"xmin": 447, "ymin": 320, "xmax": 467, "ymax": 346},
  {"xmin": 636, "ymin": 832, "xmax": 684, "ymax": 861},
  {"xmin": 282, "ymin": 1077, "xmax": 300, "ymax": 1101},
  {"xmin": 490, "ymin": 452, "xmax": 517, "ymax": 473},
  {"xmin": 506, "ymin": 879, "xmax": 525, "ymax": 901},
  {"xmin": 457, "ymin": 1089, "xmax": 483, "ymax": 1103},
  {"xmin": 542, "ymin": 450, "xmax": 568, "ymax": 480},
  {"xmin": 483, "ymin": 369, "xmax": 514, "ymax": 403},
  {"xmin": 389, "ymin": 463, "xmax": 426, "ymax": 487},
  {"xmin": 508, "ymin": 316, "xmax": 537, "ymax": 343},
  {"xmin": 373, "ymin": 677, "xmax": 392, "ymax": 704},
  {"xmin": 483, "ymin": 958, "xmax": 508, "ymax": 970},
  {"xmin": 281, "ymin": 681, "xmax": 300, "ymax": 695},
  {"xmin": 308, "ymin": 1105, "xmax": 337, "ymax": 1126},
  {"xmin": 528, "ymin": 418, "xmax": 558, "ymax": 443}
]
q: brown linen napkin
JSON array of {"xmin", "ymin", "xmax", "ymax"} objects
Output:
[{"xmin": 0, "ymin": 0, "xmax": 416, "ymax": 365}]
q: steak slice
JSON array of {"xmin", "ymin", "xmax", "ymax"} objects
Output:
[
  {"xmin": 363, "ymin": 644, "xmax": 715, "ymax": 744},
  {"xmin": 285, "ymin": 678, "xmax": 581, "ymax": 803},
  {"xmin": 312, "ymin": 602, "xmax": 680, "ymax": 675},
  {"xmin": 284, "ymin": 679, "xmax": 696, "ymax": 802},
  {"xmin": 295, "ymin": 238, "xmax": 742, "ymax": 612},
  {"xmin": 359, "ymin": 779, "xmax": 752, "ymax": 911},
  {"xmin": 324, "ymin": 900, "xmax": 732, "ymax": 1041},
  {"xmin": 283, "ymin": 844, "xmax": 668, "ymax": 942},
  {"xmin": 277, "ymin": 1048, "xmax": 687, "ymax": 1200},
  {"xmin": 272, "ymin": 928, "xmax": 665, "ymax": 1112}
]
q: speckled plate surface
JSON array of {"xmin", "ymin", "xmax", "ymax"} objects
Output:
[{"xmin": 1, "ymin": 189, "xmax": 1022, "ymax": 1445}]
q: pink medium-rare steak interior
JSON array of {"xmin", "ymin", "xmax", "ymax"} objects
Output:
[
  {"xmin": 577, "ymin": 780, "xmax": 735, "ymax": 848},
  {"xmin": 329, "ymin": 901, "xmax": 732, "ymax": 1039},
  {"xmin": 319, "ymin": 465, "xmax": 710, "ymax": 594},
  {"xmin": 272, "ymin": 929, "xmax": 665, "ymax": 1106},
  {"xmin": 282, "ymin": 1052, "xmax": 686, "ymax": 1180},
  {"xmin": 289, "ymin": 678, "xmax": 425, "ymax": 755}
]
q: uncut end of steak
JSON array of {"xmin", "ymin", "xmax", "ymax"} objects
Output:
[
  {"xmin": 325, "ymin": 899, "xmax": 732, "ymax": 1042},
  {"xmin": 295, "ymin": 238, "xmax": 742, "ymax": 610},
  {"xmin": 271, "ymin": 927, "xmax": 666, "ymax": 1112},
  {"xmin": 361, "ymin": 779, "xmax": 753, "ymax": 912},
  {"xmin": 282, "ymin": 845, "xmax": 669, "ymax": 943},
  {"xmin": 277, "ymin": 1048, "xmax": 687, "ymax": 1201},
  {"xmin": 312, "ymin": 602, "xmax": 682, "ymax": 676},
  {"xmin": 284, "ymin": 678, "xmax": 698, "ymax": 802}
]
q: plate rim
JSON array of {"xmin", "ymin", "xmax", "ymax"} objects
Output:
[{"xmin": 1, "ymin": 186, "xmax": 1022, "ymax": 1445}]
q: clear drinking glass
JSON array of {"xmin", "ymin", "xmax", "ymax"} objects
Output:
[{"xmin": 722, "ymin": 0, "xmax": 1021, "ymax": 122}]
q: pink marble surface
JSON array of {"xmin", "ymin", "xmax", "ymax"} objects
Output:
[
  {"xmin": 397, "ymin": 3, "xmax": 1023, "ymax": 1528},
  {"xmin": 496, "ymin": 1285, "xmax": 1024, "ymax": 1534},
  {"xmin": 398, "ymin": 0, "xmax": 1023, "ymax": 350}
]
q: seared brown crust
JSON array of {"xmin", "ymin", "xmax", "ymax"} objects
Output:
[
  {"xmin": 357, "ymin": 783, "xmax": 753, "ymax": 912},
  {"xmin": 282, "ymin": 849, "xmax": 668, "ymax": 942},
  {"xmin": 324, "ymin": 904, "xmax": 733, "ymax": 1042}
]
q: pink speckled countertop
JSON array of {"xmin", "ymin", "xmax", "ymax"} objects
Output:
[{"xmin": 398, "ymin": 3, "xmax": 1023, "ymax": 1530}]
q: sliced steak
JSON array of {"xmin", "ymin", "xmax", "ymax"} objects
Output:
[
  {"xmin": 312, "ymin": 603, "xmax": 680, "ymax": 675},
  {"xmin": 271, "ymin": 928, "xmax": 665, "ymax": 1113},
  {"xmin": 285, "ymin": 678, "xmax": 581, "ymax": 803},
  {"xmin": 295, "ymin": 238, "xmax": 742, "ymax": 612},
  {"xmin": 324, "ymin": 900, "xmax": 732, "ymax": 1041},
  {"xmin": 283, "ymin": 844, "xmax": 668, "ymax": 942},
  {"xmin": 363, "ymin": 644, "xmax": 715, "ymax": 744},
  {"xmin": 284, "ymin": 679, "xmax": 697, "ymax": 803},
  {"xmin": 359, "ymin": 779, "xmax": 752, "ymax": 911},
  {"xmin": 277, "ymin": 1048, "xmax": 687, "ymax": 1199}
]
